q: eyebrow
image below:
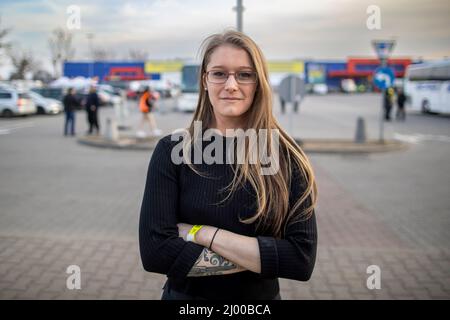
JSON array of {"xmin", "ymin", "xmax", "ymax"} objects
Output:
[{"xmin": 209, "ymin": 65, "xmax": 253, "ymax": 69}]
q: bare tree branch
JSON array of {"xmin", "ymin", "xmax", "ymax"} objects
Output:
[
  {"xmin": 8, "ymin": 48, "xmax": 40, "ymax": 80},
  {"xmin": 92, "ymin": 47, "xmax": 116, "ymax": 61},
  {"xmin": 48, "ymin": 27, "xmax": 75, "ymax": 78},
  {"xmin": 0, "ymin": 16, "xmax": 12, "ymax": 66},
  {"xmin": 128, "ymin": 48, "xmax": 148, "ymax": 61}
]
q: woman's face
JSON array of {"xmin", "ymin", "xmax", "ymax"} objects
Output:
[{"xmin": 204, "ymin": 45, "xmax": 257, "ymax": 124}]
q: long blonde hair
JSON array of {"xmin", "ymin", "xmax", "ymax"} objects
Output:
[{"xmin": 183, "ymin": 30, "xmax": 317, "ymax": 238}]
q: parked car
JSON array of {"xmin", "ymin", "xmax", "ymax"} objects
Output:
[
  {"xmin": 28, "ymin": 91, "xmax": 63, "ymax": 115},
  {"xmin": 341, "ymin": 79, "xmax": 357, "ymax": 93},
  {"xmin": 30, "ymin": 87, "xmax": 65, "ymax": 102},
  {"xmin": 312, "ymin": 83, "xmax": 328, "ymax": 95},
  {"xmin": 0, "ymin": 86, "xmax": 37, "ymax": 117}
]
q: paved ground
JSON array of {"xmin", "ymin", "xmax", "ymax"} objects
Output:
[{"xmin": 0, "ymin": 94, "xmax": 449, "ymax": 299}]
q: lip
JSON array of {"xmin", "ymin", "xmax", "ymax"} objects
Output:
[{"xmin": 221, "ymin": 98, "xmax": 243, "ymax": 100}]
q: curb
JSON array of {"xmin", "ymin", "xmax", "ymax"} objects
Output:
[
  {"xmin": 296, "ymin": 139, "xmax": 408, "ymax": 154},
  {"xmin": 78, "ymin": 135, "xmax": 408, "ymax": 154},
  {"xmin": 77, "ymin": 135, "xmax": 160, "ymax": 151}
]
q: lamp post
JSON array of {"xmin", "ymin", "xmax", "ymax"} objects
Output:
[
  {"xmin": 233, "ymin": 0, "xmax": 244, "ymax": 32},
  {"xmin": 86, "ymin": 32, "xmax": 94, "ymax": 78}
]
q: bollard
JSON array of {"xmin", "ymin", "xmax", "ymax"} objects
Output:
[
  {"xmin": 105, "ymin": 118, "xmax": 119, "ymax": 141},
  {"xmin": 354, "ymin": 116, "xmax": 367, "ymax": 144}
]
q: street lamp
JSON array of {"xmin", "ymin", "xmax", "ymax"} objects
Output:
[
  {"xmin": 233, "ymin": 0, "xmax": 244, "ymax": 32},
  {"xmin": 86, "ymin": 32, "xmax": 94, "ymax": 78}
]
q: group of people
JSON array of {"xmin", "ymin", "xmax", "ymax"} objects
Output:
[
  {"xmin": 63, "ymin": 86, "xmax": 101, "ymax": 136},
  {"xmin": 63, "ymin": 85, "xmax": 162, "ymax": 138},
  {"xmin": 384, "ymin": 87, "xmax": 407, "ymax": 122}
]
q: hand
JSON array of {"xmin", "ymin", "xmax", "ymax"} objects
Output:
[{"xmin": 177, "ymin": 223, "xmax": 193, "ymax": 242}]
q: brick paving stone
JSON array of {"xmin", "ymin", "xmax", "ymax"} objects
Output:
[
  {"xmin": 98, "ymin": 288, "xmax": 118, "ymax": 300},
  {"xmin": 420, "ymin": 283, "xmax": 450, "ymax": 299},
  {"xmin": 36, "ymin": 291, "xmax": 59, "ymax": 300},
  {"xmin": 120, "ymin": 282, "xmax": 140, "ymax": 297},
  {"xmin": 10, "ymin": 276, "xmax": 34, "ymax": 291},
  {"xmin": 1, "ymin": 126, "xmax": 449, "ymax": 301},
  {"xmin": 21, "ymin": 286, "xmax": 43, "ymax": 299},
  {"xmin": 312, "ymin": 291, "xmax": 335, "ymax": 300},
  {"xmin": 0, "ymin": 289, "xmax": 21, "ymax": 299}
]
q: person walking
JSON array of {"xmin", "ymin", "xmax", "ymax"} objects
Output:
[
  {"xmin": 62, "ymin": 87, "xmax": 80, "ymax": 136},
  {"xmin": 396, "ymin": 88, "xmax": 407, "ymax": 121},
  {"xmin": 139, "ymin": 30, "xmax": 318, "ymax": 300},
  {"xmin": 384, "ymin": 87, "xmax": 395, "ymax": 121},
  {"xmin": 137, "ymin": 86, "xmax": 162, "ymax": 137},
  {"xmin": 85, "ymin": 86, "xmax": 101, "ymax": 135}
]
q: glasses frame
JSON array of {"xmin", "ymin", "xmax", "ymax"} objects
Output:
[{"xmin": 205, "ymin": 70, "xmax": 258, "ymax": 85}]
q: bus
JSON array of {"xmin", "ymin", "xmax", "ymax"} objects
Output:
[
  {"xmin": 176, "ymin": 64, "xmax": 200, "ymax": 112},
  {"xmin": 404, "ymin": 60, "xmax": 450, "ymax": 114}
]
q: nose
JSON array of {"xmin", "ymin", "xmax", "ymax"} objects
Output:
[{"xmin": 224, "ymin": 73, "xmax": 239, "ymax": 92}]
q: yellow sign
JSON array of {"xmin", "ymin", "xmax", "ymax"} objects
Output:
[
  {"xmin": 267, "ymin": 61, "xmax": 304, "ymax": 73},
  {"xmin": 145, "ymin": 61, "xmax": 184, "ymax": 73},
  {"xmin": 144, "ymin": 60, "xmax": 304, "ymax": 73}
]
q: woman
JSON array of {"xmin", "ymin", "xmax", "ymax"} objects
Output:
[
  {"xmin": 137, "ymin": 86, "xmax": 162, "ymax": 137},
  {"xmin": 139, "ymin": 30, "xmax": 318, "ymax": 300}
]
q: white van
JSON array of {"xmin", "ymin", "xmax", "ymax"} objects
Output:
[
  {"xmin": 404, "ymin": 60, "xmax": 450, "ymax": 114},
  {"xmin": 0, "ymin": 86, "xmax": 37, "ymax": 117}
]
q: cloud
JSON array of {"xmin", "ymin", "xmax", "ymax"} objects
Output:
[{"xmin": 0, "ymin": 0, "xmax": 449, "ymax": 75}]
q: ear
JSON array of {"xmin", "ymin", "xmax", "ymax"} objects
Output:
[{"xmin": 202, "ymin": 74, "xmax": 208, "ymax": 89}]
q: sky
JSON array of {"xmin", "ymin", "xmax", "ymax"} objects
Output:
[{"xmin": 0, "ymin": 0, "xmax": 450, "ymax": 77}]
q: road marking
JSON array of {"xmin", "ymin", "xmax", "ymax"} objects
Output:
[
  {"xmin": 0, "ymin": 122, "xmax": 35, "ymax": 135},
  {"xmin": 394, "ymin": 132, "xmax": 450, "ymax": 144}
]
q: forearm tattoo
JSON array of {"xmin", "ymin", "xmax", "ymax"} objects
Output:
[{"xmin": 187, "ymin": 248, "xmax": 245, "ymax": 277}]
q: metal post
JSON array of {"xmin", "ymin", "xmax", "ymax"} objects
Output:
[
  {"xmin": 86, "ymin": 33, "xmax": 94, "ymax": 78},
  {"xmin": 234, "ymin": 0, "xmax": 244, "ymax": 32},
  {"xmin": 379, "ymin": 58, "xmax": 387, "ymax": 142}
]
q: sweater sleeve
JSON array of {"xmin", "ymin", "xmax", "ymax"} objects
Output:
[
  {"xmin": 257, "ymin": 165, "xmax": 318, "ymax": 281},
  {"xmin": 139, "ymin": 136, "xmax": 204, "ymax": 279}
]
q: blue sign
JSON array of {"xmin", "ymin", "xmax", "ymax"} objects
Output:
[{"xmin": 373, "ymin": 67, "xmax": 395, "ymax": 90}]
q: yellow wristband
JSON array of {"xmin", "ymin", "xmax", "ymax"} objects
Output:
[{"xmin": 186, "ymin": 225, "xmax": 203, "ymax": 242}]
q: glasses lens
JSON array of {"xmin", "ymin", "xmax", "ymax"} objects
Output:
[
  {"xmin": 207, "ymin": 71, "xmax": 257, "ymax": 84},
  {"xmin": 237, "ymin": 71, "xmax": 257, "ymax": 83},
  {"xmin": 209, "ymin": 71, "xmax": 228, "ymax": 83}
]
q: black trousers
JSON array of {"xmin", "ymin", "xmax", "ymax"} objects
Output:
[
  {"xmin": 87, "ymin": 110, "xmax": 99, "ymax": 133},
  {"xmin": 161, "ymin": 282, "xmax": 282, "ymax": 300}
]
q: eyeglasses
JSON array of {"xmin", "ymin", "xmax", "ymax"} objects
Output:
[{"xmin": 206, "ymin": 70, "xmax": 258, "ymax": 84}]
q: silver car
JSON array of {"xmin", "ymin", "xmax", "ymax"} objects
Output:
[
  {"xmin": 0, "ymin": 86, "xmax": 37, "ymax": 117},
  {"xmin": 28, "ymin": 91, "xmax": 63, "ymax": 115}
]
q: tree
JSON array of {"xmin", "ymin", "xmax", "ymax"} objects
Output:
[
  {"xmin": 0, "ymin": 16, "xmax": 12, "ymax": 66},
  {"xmin": 92, "ymin": 47, "xmax": 116, "ymax": 61},
  {"xmin": 128, "ymin": 48, "xmax": 148, "ymax": 61},
  {"xmin": 33, "ymin": 69, "xmax": 53, "ymax": 83},
  {"xmin": 8, "ymin": 49, "xmax": 40, "ymax": 80},
  {"xmin": 48, "ymin": 27, "xmax": 75, "ymax": 78}
]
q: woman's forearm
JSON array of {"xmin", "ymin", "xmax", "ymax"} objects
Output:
[
  {"xmin": 196, "ymin": 226, "xmax": 261, "ymax": 274},
  {"xmin": 187, "ymin": 248, "xmax": 246, "ymax": 277}
]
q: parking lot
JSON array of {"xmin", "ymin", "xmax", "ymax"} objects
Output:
[{"xmin": 0, "ymin": 93, "xmax": 449, "ymax": 299}]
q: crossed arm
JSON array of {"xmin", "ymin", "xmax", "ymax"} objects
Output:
[{"xmin": 177, "ymin": 223, "xmax": 261, "ymax": 277}]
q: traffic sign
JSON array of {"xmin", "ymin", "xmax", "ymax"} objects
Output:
[
  {"xmin": 278, "ymin": 75, "xmax": 306, "ymax": 103},
  {"xmin": 372, "ymin": 40, "xmax": 396, "ymax": 60},
  {"xmin": 373, "ymin": 67, "xmax": 395, "ymax": 90}
]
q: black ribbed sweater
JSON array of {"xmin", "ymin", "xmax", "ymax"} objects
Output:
[{"xmin": 139, "ymin": 133, "xmax": 317, "ymax": 300}]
